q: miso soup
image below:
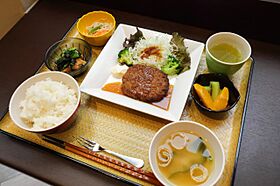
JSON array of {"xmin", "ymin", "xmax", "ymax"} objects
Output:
[
  {"xmin": 157, "ymin": 131, "xmax": 214, "ymax": 186},
  {"xmin": 210, "ymin": 43, "xmax": 242, "ymax": 63}
]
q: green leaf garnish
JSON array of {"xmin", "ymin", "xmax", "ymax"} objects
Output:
[
  {"xmin": 170, "ymin": 32, "xmax": 191, "ymax": 72},
  {"xmin": 123, "ymin": 27, "xmax": 144, "ymax": 48}
]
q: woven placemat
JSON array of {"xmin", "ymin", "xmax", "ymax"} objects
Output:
[{"xmin": 0, "ymin": 23, "xmax": 253, "ymax": 186}]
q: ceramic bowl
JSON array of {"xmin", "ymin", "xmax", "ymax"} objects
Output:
[
  {"xmin": 9, "ymin": 71, "xmax": 81, "ymax": 134},
  {"xmin": 206, "ymin": 32, "xmax": 251, "ymax": 74},
  {"xmin": 44, "ymin": 37, "xmax": 92, "ymax": 77},
  {"xmin": 149, "ymin": 121, "xmax": 225, "ymax": 186},
  {"xmin": 191, "ymin": 73, "xmax": 240, "ymax": 114},
  {"xmin": 77, "ymin": 11, "xmax": 116, "ymax": 46}
]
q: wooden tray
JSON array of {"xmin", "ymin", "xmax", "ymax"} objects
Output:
[{"xmin": 0, "ymin": 21, "xmax": 254, "ymax": 186}]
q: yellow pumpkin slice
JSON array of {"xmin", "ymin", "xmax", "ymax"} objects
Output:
[
  {"xmin": 193, "ymin": 84, "xmax": 213, "ymax": 109},
  {"xmin": 212, "ymin": 87, "xmax": 229, "ymax": 111}
]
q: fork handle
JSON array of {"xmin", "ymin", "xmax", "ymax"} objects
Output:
[{"xmin": 104, "ymin": 149, "xmax": 144, "ymax": 168}]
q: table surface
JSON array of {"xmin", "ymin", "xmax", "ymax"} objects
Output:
[{"xmin": 0, "ymin": 0, "xmax": 280, "ymax": 186}]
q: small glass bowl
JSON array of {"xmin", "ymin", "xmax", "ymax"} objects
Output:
[
  {"xmin": 191, "ymin": 73, "xmax": 240, "ymax": 114},
  {"xmin": 44, "ymin": 37, "xmax": 92, "ymax": 77}
]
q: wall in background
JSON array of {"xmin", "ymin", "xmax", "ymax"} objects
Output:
[
  {"xmin": 261, "ymin": 0, "xmax": 280, "ymax": 3},
  {"xmin": 82, "ymin": 0, "xmax": 280, "ymax": 44},
  {"xmin": 20, "ymin": 0, "xmax": 38, "ymax": 12},
  {"xmin": 0, "ymin": 0, "xmax": 37, "ymax": 40}
]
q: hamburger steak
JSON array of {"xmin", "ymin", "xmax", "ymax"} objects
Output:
[{"xmin": 121, "ymin": 64, "xmax": 169, "ymax": 102}]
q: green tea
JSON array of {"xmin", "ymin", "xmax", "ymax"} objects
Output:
[{"xmin": 210, "ymin": 43, "xmax": 242, "ymax": 63}]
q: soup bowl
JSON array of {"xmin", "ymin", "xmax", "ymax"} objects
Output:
[{"xmin": 149, "ymin": 121, "xmax": 225, "ymax": 186}]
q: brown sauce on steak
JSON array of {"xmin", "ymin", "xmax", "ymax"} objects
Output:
[{"xmin": 102, "ymin": 82, "xmax": 173, "ymax": 110}]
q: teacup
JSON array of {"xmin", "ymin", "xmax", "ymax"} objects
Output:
[{"xmin": 206, "ymin": 32, "xmax": 251, "ymax": 75}]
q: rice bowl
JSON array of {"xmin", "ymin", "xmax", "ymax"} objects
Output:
[
  {"xmin": 9, "ymin": 71, "xmax": 81, "ymax": 133},
  {"xmin": 19, "ymin": 78, "xmax": 78, "ymax": 130}
]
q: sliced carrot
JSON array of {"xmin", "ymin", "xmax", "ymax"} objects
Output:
[
  {"xmin": 62, "ymin": 66, "xmax": 71, "ymax": 73},
  {"xmin": 93, "ymin": 29, "xmax": 109, "ymax": 36}
]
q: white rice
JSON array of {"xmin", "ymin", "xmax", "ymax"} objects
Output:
[{"xmin": 19, "ymin": 78, "xmax": 77, "ymax": 130}]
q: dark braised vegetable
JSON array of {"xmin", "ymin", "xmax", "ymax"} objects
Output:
[{"xmin": 55, "ymin": 48, "xmax": 86, "ymax": 72}]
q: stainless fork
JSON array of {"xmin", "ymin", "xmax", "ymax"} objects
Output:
[{"xmin": 76, "ymin": 136, "xmax": 144, "ymax": 168}]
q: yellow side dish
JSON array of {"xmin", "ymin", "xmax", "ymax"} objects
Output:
[
  {"xmin": 86, "ymin": 22, "xmax": 113, "ymax": 36},
  {"xmin": 77, "ymin": 11, "xmax": 116, "ymax": 46},
  {"xmin": 193, "ymin": 83, "xmax": 229, "ymax": 111}
]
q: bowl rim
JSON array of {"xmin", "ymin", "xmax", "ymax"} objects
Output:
[
  {"xmin": 191, "ymin": 73, "xmax": 240, "ymax": 113},
  {"xmin": 44, "ymin": 37, "xmax": 92, "ymax": 75},
  {"xmin": 77, "ymin": 10, "xmax": 116, "ymax": 38},
  {"xmin": 9, "ymin": 71, "xmax": 81, "ymax": 133},
  {"xmin": 149, "ymin": 120, "xmax": 225, "ymax": 186},
  {"xmin": 206, "ymin": 32, "xmax": 251, "ymax": 66}
]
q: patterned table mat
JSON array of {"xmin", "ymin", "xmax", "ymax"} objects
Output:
[{"xmin": 0, "ymin": 22, "xmax": 253, "ymax": 186}]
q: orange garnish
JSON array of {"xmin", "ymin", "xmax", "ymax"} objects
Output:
[
  {"xmin": 193, "ymin": 84, "xmax": 213, "ymax": 109},
  {"xmin": 194, "ymin": 84, "xmax": 229, "ymax": 111},
  {"xmin": 212, "ymin": 87, "xmax": 229, "ymax": 111}
]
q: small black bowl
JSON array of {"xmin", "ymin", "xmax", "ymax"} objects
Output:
[
  {"xmin": 44, "ymin": 37, "xmax": 92, "ymax": 77},
  {"xmin": 191, "ymin": 73, "xmax": 240, "ymax": 114}
]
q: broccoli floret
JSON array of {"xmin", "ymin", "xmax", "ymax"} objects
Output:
[
  {"xmin": 161, "ymin": 55, "xmax": 181, "ymax": 75},
  {"xmin": 118, "ymin": 48, "xmax": 133, "ymax": 66}
]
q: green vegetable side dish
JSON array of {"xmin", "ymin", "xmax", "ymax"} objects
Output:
[
  {"xmin": 117, "ymin": 28, "xmax": 191, "ymax": 76},
  {"xmin": 55, "ymin": 48, "xmax": 87, "ymax": 73}
]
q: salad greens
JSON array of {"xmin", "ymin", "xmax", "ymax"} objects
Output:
[
  {"xmin": 117, "ymin": 28, "xmax": 191, "ymax": 76},
  {"xmin": 123, "ymin": 27, "xmax": 144, "ymax": 48},
  {"xmin": 160, "ymin": 33, "xmax": 191, "ymax": 75},
  {"xmin": 161, "ymin": 55, "xmax": 181, "ymax": 75},
  {"xmin": 170, "ymin": 32, "xmax": 191, "ymax": 73},
  {"xmin": 117, "ymin": 27, "xmax": 144, "ymax": 66}
]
